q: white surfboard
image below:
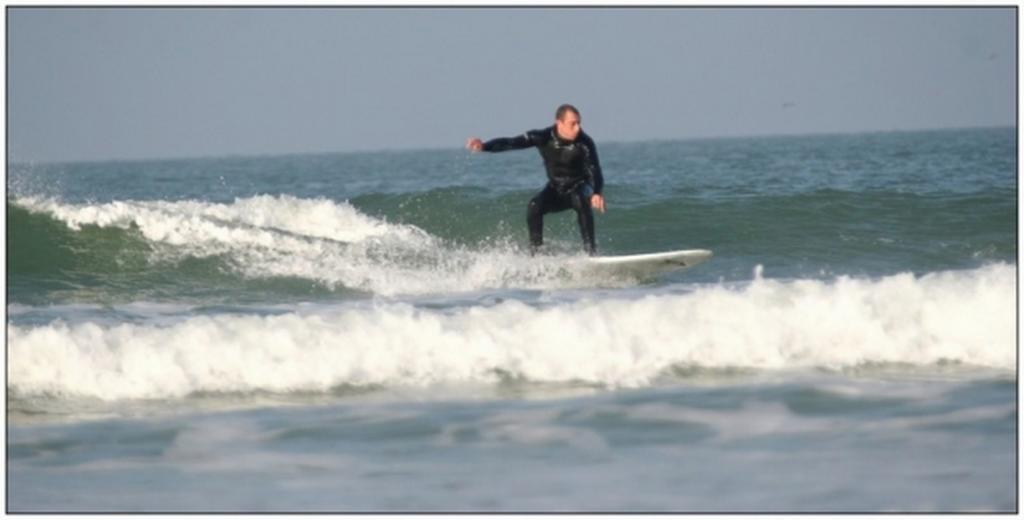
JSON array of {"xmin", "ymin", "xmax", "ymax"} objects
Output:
[{"xmin": 581, "ymin": 249, "xmax": 713, "ymax": 279}]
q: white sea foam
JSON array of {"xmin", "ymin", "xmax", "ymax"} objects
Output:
[
  {"xmin": 16, "ymin": 194, "xmax": 417, "ymax": 243},
  {"xmin": 14, "ymin": 195, "xmax": 606, "ymax": 294},
  {"xmin": 8, "ymin": 263, "xmax": 1014, "ymax": 401}
]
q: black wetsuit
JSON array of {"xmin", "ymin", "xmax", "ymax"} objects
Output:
[{"xmin": 482, "ymin": 126, "xmax": 604, "ymax": 255}]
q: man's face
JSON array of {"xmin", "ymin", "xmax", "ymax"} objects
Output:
[{"xmin": 555, "ymin": 112, "xmax": 581, "ymax": 141}]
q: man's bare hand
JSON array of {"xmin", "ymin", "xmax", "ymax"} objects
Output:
[
  {"xmin": 465, "ymin": 138, "xmax": 484, "ymax": 152},
  {"xmin": 590, "ymin": 193, "xmax": 606, "ymax": 213}
]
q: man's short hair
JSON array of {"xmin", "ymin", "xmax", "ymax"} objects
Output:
[{"xmin": 555, "ymin": 104, "xmax": 580, "ymax": 121}]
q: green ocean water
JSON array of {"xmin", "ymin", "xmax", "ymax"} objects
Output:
[
  {"xmin": 8, "ymin": 127, "xmax": 1015, "ymax": 305},
  {"xmin": 6, "ymin": 127, "xmax": 1017, "ymax": 512}
]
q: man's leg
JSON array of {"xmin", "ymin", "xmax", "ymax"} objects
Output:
[
  {"xmin": 526, "ymin": 186, "xmax": 568, "ymax": 254},
  {"xmin": 570, "ymin": 186, "xmax": 597, "ymax": 255}
]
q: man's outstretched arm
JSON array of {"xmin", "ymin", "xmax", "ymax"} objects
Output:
[{"xmin": 466, "ymin": 130, "xmax": 544, "ymax": 153}]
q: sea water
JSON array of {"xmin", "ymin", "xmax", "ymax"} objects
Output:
[{"xmin": 7, "ymin": 127, "xmax": 1017, "ymax": 512}]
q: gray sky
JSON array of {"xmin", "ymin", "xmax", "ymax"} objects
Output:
[{"xmin": 8, "ymin": 7, "xmax": 1017, "ymax": 163}]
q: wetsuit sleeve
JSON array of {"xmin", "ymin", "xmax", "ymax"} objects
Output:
[
  {"xmin": 482, "ymin": 129, "xmax": 546, "ymax": 152},
  {"xmin": 582, "ymin": 134, "xmax": 604, "ymax": 195}
]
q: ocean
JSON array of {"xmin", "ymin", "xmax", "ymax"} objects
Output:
[{"xmin": 6, "ymin": 127, "xmax": 1017, "ymax": 512}]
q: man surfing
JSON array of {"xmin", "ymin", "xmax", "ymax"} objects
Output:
[{"xmin": 466, "ymin": 104, "xmax": 606, "ymax": 255}]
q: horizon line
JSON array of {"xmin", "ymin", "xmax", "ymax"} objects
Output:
[{"xmin": 9, "ymin": 123, "xmax": 1015, "ymax": 167}]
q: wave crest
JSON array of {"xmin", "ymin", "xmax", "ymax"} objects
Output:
[
  {"xmin": 9, "ymin": 264, "xmax": 1015, "ymax": 400},
  {"xmin": 12, "ymin": 195, "xmax": 614, "ymax": 296}
]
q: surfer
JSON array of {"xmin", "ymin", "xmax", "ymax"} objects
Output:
[{"xmin": 466, "ymin": 104, "xmax": 606, "ymax": 255}]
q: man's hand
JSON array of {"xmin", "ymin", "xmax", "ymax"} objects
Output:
[
  {"xmin": 590, "ymin": 193, "xmax": 606, "ymax": 213},
  {"xmin": 465, "ymin": 138, "xmax": 484, "ymax": 152}
]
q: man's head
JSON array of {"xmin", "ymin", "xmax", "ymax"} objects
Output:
[{"xmin": 554, "ymin": 104, "xmax": 581, "ymax": 141}]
